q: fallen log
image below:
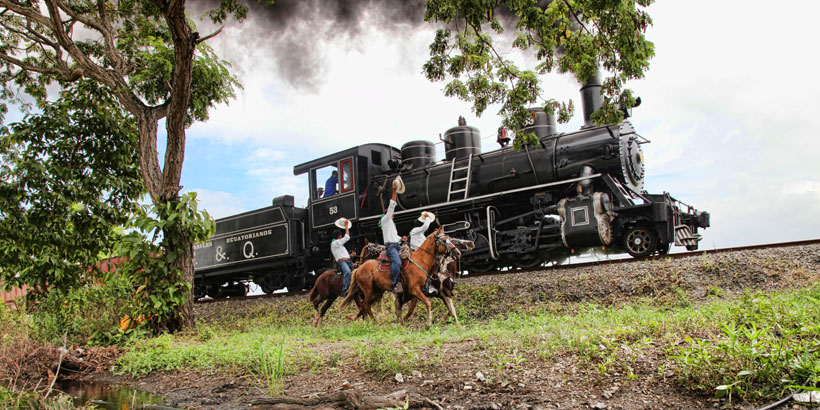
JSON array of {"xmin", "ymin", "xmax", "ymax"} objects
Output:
[{"xmin": 251, "ymin": 389, "xmax": 443, "ymax": 410}]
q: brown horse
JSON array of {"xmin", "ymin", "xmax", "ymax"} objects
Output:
[
  {"xmin": 307, "ymin": 241, "xmax": 385, "ymax": 327},
  {"xmin": 339, "ymin": 226, "xmax": 453, "ymax": 330},
  {"xmin": 395, "ymin": 237, "xmax": 474, "ymax": 325}
]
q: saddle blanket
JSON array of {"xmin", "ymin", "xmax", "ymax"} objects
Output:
[{"xmin": 376, "ymin": 251, "xmax": 409, "ymax": 271}]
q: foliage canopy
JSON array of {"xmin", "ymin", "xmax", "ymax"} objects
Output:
[
  {"xmin": 0, "ymin": 80, "xmax": 144, "ymax": 293},
  {"xmin": 423, "ymin": 0, "xmax": 655, "ymax": 140}
]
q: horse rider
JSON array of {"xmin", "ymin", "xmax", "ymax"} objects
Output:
[
  {"xmin": 381, "ymin": 180, "xmax": 403, "ymax": 294},
  {"xmin": 331, "ymin": 224, "xmax": 353, "ymax": 295},
  {"xmin": 409, "ymin": 212, "xmax": 432, "ymax": 251},
  {"xmin": 409, "ymin": 212, "xmax": 441, "ymax": 295}
]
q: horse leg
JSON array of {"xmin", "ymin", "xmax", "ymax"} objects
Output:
[
  {"xmin": 403, "ymin": 298, "xmax": 419, "ymax": 322},
  {"xmin": 443, "ymin": 295, "xmax": 459, "ymax": 325},
  {"xmin": 409, "ymin": 288, "xmax": 433, "ymax": 331},
  {"xmin": 316, "ymin": 296, "xmax": 336, "ymax": 327},
  {"xmin": 350, "ymin": 293, "xmax": 364, "ymax": 321},
  {"xmin": 394, "ymin": 295, "xmax": 403, "ymax": 323}
]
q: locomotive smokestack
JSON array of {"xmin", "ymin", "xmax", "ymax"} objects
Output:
[{"xmin": 580, "ymin": 71, "xmax": 603, "ymax": 128}]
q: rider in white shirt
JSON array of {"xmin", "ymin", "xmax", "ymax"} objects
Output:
[
  {"xmin": 381, "ymin": 181, "xmax": 402, "ymax": 293},
  {"xmin": 331, "ymin": 225, "xmax": 353, "ymax": 295},
  {"xmin": 409, "ymin": 216, "xmax": 432, "ymax": 251}
]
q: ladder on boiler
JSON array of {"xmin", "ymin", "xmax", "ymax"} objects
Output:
[{"xmin": 447, "ymin": 154, "xmax": 473, "ymax": 202}]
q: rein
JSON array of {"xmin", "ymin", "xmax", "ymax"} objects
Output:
[{"xmin": 408, "ymin": 234, "xmax": 450, "ymax": 279}]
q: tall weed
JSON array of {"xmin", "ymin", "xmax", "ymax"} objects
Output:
[{"xmin": 249, "ymin": 337, "xmax": 286, "ymax": 398}]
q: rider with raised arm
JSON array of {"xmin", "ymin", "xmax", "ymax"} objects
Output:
[
  {"xmin": 381, "ymin": 180, "xmax": 402, "ymax": 294},
  {"xmin": 409, "ymin": 213, "xmax": 432, "ymax": 251},
  {"xmin": 331, "ymin": 224, "xmax": 353, "ymax": 295}
]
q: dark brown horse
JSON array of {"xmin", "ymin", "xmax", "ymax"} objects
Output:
[
  {"xmin": 339, "ymin": 227, "xmax": 453, "ymax": 330},
  {"xmin": 307, "ymin": 241, "xmax": 384, "ymax": 327}
]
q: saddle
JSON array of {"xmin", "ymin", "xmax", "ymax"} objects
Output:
[{"xmin": 376, "ymin": 251, "xmax": 409, "ymax": 272}]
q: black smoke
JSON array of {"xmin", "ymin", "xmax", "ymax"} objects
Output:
[{"xmin": 191, "ymin": 0, "xmax": 428, "ymax": 92}]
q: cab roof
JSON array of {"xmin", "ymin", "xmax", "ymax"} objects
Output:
[{"xmin": 293, "ymin": 143, "xmax": 399, "ymax": 176}]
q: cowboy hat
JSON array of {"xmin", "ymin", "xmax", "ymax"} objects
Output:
[
  {"xmin": 393, "ymin": 176, "xmax": 406, "ymax": 194},
  {"xmin": 418, "ymin": 211, "xmax": 436, "ymax": 223},
  {"xmin": 334, "ymin": 217, "xmax": 352, "ymax": 229}
]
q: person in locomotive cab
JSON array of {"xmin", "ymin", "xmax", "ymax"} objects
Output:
[
  {"xmin": 331, "ymin": 225, "xmax": 354, "ymax": 295},
  {"xmin": 381, "ymin": 181, "xmax": 403, "ymax": 294},
  {"xmin": 324, "ymin": 170, "xmax": 338, "ymax": 197}
]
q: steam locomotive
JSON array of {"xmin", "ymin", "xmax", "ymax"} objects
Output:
[{"xmin": 192, "ymin": 76, "xmax": 710, "ymax": 298}]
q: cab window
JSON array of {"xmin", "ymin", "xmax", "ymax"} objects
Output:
[
  {"xmin": 340, "ymin": 158, "xmax": 353, "ymax": 192},
  {"xmin": 312, "ymin": 164, "xmax": 338, "ymax": 199}
]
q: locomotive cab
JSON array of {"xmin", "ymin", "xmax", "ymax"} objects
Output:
[{"xmin": 294, "ymin": 143, "xmax": 400, "ymax": 270}]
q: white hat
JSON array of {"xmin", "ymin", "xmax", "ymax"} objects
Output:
[
  {"xmin": 418, "ymin": 211, "xmax": 435, "ymax": 223},
  {"xmin": 393, "ymin": 176, "xmax": 406, "ymax": 194},
  {"xmin": 334, "ymin": 218, "xmax": 352, "ymax": 229}
]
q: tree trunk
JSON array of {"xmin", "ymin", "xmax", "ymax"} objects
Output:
[
  {"xmin": 154, "ymin": 1, "xmax": 198, "ymax": 330},
  {"xmin": 174, "ymin": 234, "xmax": 196, "ymax": 329}
]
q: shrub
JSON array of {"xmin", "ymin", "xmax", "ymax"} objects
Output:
[{"xmin": 30, "ymin": 271, "xmax": 134, "ymax": 346}]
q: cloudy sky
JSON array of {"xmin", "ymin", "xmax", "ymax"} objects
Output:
[{"xmin": 171, "ymin": 0, "xmax": 817, "ymax": 250}]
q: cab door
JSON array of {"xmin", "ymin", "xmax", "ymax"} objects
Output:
[{"xmin": 309, "ymin": 157, "xmax": 357, "ymax": 229}]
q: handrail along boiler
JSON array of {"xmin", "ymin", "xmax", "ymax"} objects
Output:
[{"xmin": 192, "ymin": 77, "xmax": 710, "ymax": 298}]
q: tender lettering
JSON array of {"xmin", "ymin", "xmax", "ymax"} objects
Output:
[{"xmin": 225, "ymin": 229, "xmax": 273, "ymax": 244}]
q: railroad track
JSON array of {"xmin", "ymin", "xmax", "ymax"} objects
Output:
[
  {"xmin": 197, "ymin": 238, "xmax": 820, "ymax": 303},
  {"xmin": 473, "ymin": 237, "xmax": 820, "ymax": 278}
]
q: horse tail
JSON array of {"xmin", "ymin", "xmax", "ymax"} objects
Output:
[
  {"xmin": 338, "ymin": 268, "xmax": 359, "ymax": 309},
  {"xmin": 307, "ymin": 281, "xmax": 319, "ymax": 303}
]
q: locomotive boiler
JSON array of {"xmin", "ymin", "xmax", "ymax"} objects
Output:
[{"xmin": 192, "ymin": 75, "xmax": 710, "ymax": 298}]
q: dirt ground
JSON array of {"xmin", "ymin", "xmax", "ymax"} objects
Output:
[{"xmin": 97, "ymin": 244, "xmax": 820, "ymax": 409}]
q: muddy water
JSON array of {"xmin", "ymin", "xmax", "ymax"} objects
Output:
[{"xmin": 56, "ymin": 381, "xmax": 173, "ymax": 410}]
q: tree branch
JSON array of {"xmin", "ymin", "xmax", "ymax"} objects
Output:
[
  {"xmin": 0, "ymin": 52, "xmax": 82, "ymax": 81},
  {"xmin": 196, "ymin": 26, "xmax": 223, "ymax": 44},
  {"xmin": 96, "ymin": 0, "xmax": 128, "ymax": 72},
  {"xmin": 0, "ymin": 1, "xmax": 54, "ymax": 28}
]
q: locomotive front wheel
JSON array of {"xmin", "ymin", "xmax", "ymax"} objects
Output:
[{"xmin": 624, "ymin": 226, "xmax": 658, "ymax": 258}]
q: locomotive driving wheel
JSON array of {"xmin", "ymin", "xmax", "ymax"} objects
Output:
[
  {"xmin": 624, "ymin": 226, "xmax": 658, "ymax": 258},
  {"xmin": 468, "ymin": 261, "xmax": 496, "ymax": 274},
  {"xmin": 513, "ymin": 254, "xmax": 543, "ymax": 269},
  {"xmin": 288, "ymin": 275, "xmax": 306, "ymax": 292}
]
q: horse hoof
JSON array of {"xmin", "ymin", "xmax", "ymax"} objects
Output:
[
  {"xmin": 346, "ymin": 315, "xmax": 355, "ymax": 321},
  {"xmin": 425, "ymin": 325, "xmax": 430, "ymax": 331}
]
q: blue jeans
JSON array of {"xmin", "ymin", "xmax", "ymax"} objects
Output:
[
  {"xmin": 386, "ymin": 242, "xmax": 401, "ymax": 286},
  {"xmin": 339, "ymin": 260, "xmax": 353, "ymax": 293}
]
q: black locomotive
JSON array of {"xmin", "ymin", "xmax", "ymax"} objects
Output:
[{"xmin": 193, "ymin": 76, "xmax": 710, "ymax": 298}]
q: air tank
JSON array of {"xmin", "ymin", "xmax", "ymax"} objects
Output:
[
  {"xmin": 443, "ymin": 116, "xmax": 481, "ymax": 161},
  {"xmin": 400, "ymin": 140, "xmax": 436, "ymax": 169}
]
